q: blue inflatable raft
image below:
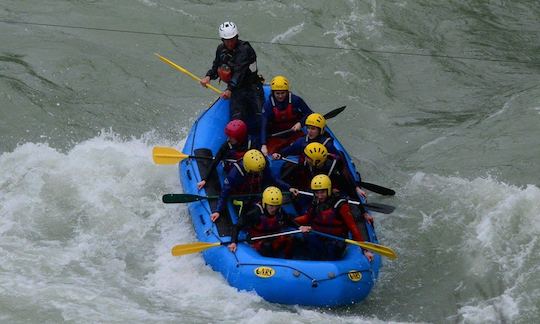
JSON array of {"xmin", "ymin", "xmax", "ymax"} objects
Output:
[{"xmin": 178, "ymin": 86, "xmax": 382, "ymax": 306}]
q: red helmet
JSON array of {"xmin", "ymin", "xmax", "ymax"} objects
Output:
[{"xmin": 224, "ymin": 119, "xmax": 247, "ymax": 142}]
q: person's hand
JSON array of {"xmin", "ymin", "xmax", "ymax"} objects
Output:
[
  {"xmin": 289, "ymin": 188, "xmax": 299, "ymax": 196},
  {"xmin": 299, "ymin": 226, "xmax": 311, "ymax": 233},
  {"xmin": 272, "ymin": 153, "xmax": 281, "ymax": 160},
  {"xmin": 261, "ymin": 145, "xmax": 268, "ymax": 156},
  {"xmin": 362, "ymin": 212, "xmax": 374, "ymax": 224},
  {"xmin": 356, "ymin": 186, "xmax": 367, "ymax": 199},
  {"xmin": 200, "ymin": 76, "xmax": 210, "ymax": 87},
  {"xmin": 292, "ymin": 122, "xmax": 302, "ymax": 132},
  {"xmin": 211, "ymin": 212, "xmax": 220, "ymax": 222},
  {"xmin": 363, "ymin": 250, "xmax": 374, "ymax": 262},
  {"xmin": 221, "ymin": 89, "xmax": 232, "ymax": 99},
  {"xmin": 197, "ymin": 180, "xmax": 206, "ymax": 190},
  {"xmin": 228, "ymin": 242, "xmax": 237, "ymax": 252}
]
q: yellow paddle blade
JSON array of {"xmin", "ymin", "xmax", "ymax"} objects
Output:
[
  {"xmin": 345, "ymin": 239, "xmax": 398, "ymax": 260},
  {"xmin": 171, "ymin": 242, "xmax": 222, "ymax": 256},
  {"xmin": 152, "ymin": 146, "xmax": 188, "ymax": 165},
  {"xmin": 154, "ymin": 53, "xmax": 222, "ymax": 94}
]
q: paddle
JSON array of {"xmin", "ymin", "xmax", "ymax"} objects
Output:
[
  {"xmin": 162, "ymin": 193, "xmax": 262, "ymax": 204},
  {"xmin": 270, "ymin": 105, "xmax": 347, "ymax": 137},
  {"xmin": 152, "ymin": 146, "xmax": 214, "ymax": 165},
  {"xmin": 297, "ymin": 190, "xmax": 394, "ymax": 214},
  {"xmin": 280, "ymin": 157, "xmax": 395, "ymax": 196},
  {"xmin": 310, "ymin": 230, "xmax": 397, "ymax": 260},
  {"xmin": 358, "ymin": 181, "xmax": 395, "ymax": 196},
  {"xmin": 155, "ymin": 53, "xmax": 222, "ymax": 94},
  {"xmin": 163, "ymin": 192, "xmax": 393, "ymax": 214},
  {"xmin": 171, "ymin": 229, "xmax": 302, "ymax": 256}
]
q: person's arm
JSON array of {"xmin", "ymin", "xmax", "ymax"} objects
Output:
[
  {"xmin": 230, "ymin": 206, "xmax": 260, "ymax": 243},
  {"xmin": 339, "ymin": 203, "xmax": 366, "ymax": 242},
  {"xmin": 279, "ymin": 137, "xmax": 304, "ymax": 157},
  {"xmin": 214, "ymin": 168, "xmax": 241, "ymax": 214},
  {"xmin": 201, "ymin": 142, "xmax": 227, "ymax": 182},
  {"xmin": 291, "ymin": 94, "xmax": 313, "ymax": 124},
  {"xmin": 335, "ymin": 159, "xmax": 368, "ymax": 202},
  {"xmin": 205, "ymin": 46, "xmax": 222, "ymax": 80}
]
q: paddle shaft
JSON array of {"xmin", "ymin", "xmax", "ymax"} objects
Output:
[
  {"xmin": 310, "ymin": 230, "xmax": 397, "ymax": 260},
  {"xmin": 155, "ymin": 53, "xmax": 222, "ymax": 94},
  {"xmin": 297, "ymin": 190, "xmax": 394, "ymax": 214},
  {"xmin": 171, "ymin": 229, "xmax": 302, "ymax": 256},
  {"xmin": 281, "ymin": 158, "xmax": 395, "ymax": 197}
]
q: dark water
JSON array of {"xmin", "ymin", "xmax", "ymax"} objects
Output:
[{"xmin": 1, "ymin": 1, "xmax": 539, "ymax": 323}]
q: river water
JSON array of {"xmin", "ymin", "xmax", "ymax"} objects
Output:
[{"xmin": 1, "ymin": 1, "xmax": 539, "ymax": 323}]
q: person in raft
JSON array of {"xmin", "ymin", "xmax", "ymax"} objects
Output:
[
  {"xmin": 200, "ymin": 21, "xmax": 264, "ymax": 138},
  {"xmin": 197, "ymin": 119, "xmax": 258, "ymax": 190},
  {"xmin": 259, "ymin": 75, "xmax": 313, "ymax": 155},
  {"xmin": 271, "ymin": 112, "xmax": 338, "ymax": 159},
  {"xmin": 295, "ymin": 175, "xmax": 374, "ymax": 261},
  {"xmin": 211, "ymin": 149, "xmax": 298, "ymax": 223},
  {"xmin": 227, "ymin": 186, "xmax": 296, "ymax": 258}
]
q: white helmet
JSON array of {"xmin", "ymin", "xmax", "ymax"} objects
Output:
[{"xmin": 219, "ymin": 21, "xmax": 238, "ymax": 39}]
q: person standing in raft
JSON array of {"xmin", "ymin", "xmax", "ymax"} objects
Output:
[
  {"xmin": 197, "ymin": 119, "xmax": 257, "ymax": 190},
  {"xmin": 295, "ymin": 175, "xmax": 374, "ymax": 261},
  {"xmin": 228, "ymin": 186, "xmax": 296, "ymax": 258},
  {"xmin": 211, "ymin": 149, "xmax": 298, "ymax": 223},
  {"xmin": 260, "ymin": 75, "xmax": 313, "ymax": 155},
  {"xmin": 200, "ymin": 21, "xmax": 264, "ymax": 139}
]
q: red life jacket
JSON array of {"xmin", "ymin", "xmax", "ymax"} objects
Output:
[
  {"xmin": 229, "ymin": 163, "xmax": 263, "ymax": 195},
  {"xmin": 270, "ymin": 94, "xmax": 301, "ymax": 133},
  {"xmin": 310, "ymin": 196, "xmax": 349, "ymax": 237},
  {"xmin": 248, "ymin": 203, "xmax": 285, "ymax": 238}
]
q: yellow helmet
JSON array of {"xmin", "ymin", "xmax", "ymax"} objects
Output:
[
  {"xmin": 242, "ymin": 149, "xmax": 266, "ymax": 173},
  {"xmin": 262, "ymin": 186, "xmax": 282, "ymax": 207},
  {"xmin": 305, "ymin": 113, "xmax": 326, "ymax": 133},
  {"xmin": 311, "ymin": 174, "xmax": 332, "ymax": 195},
  {"xmin": 270, "ymin": 75, "xmax": 289, "ymax": 91},
  {"xmin": 304, "ymin": 142, "xmax": 328, "ymax": 167}
]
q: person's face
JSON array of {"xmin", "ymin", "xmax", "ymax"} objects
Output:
[
  {"xmin": 307, "ymin": 125, "xmax": 321, "ymax": 139},
  {"xmin": 228, "ymin": 136, "xmax": 238, "ymax": 145},
  {"xmin": 266, "ymin": 204, "xmax": 280, "ymax": 215},
  {"xmin": 273, "ymin": 90, "xmax": 288, "ymax": 102},
  {"xmin": 314, "ymin": 189, "xmax": 328, "ymax": 202},
  {"xmin": 222, "ymin": 37, "xmax": 238, "ymax": 50}
]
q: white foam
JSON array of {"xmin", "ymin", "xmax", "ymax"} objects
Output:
[
  {"xmin": 271, "ymin": 23, "xmax": 305, "ymax": 43},
  {"xmin": 406, "ymin": 172, "xmax": 540, "ymax": 322},
  {"xmin": 1, "ymin": 133, "xmax": 394, "ymax": 322}
]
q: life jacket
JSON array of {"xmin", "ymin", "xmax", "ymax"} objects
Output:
[
  {"xmin": 310, "ymin": 195, "xmax": 349, "ymax": 237},
  {"xmin": 229, "ymin": 162, "xmax": 263, "ymax": 195},
  {"xmin": 248, "ymin": 203, "xmax": 286, "ymax": 238},
  {"xmin": 269, "ymin": 93, "xmax": 301, "ymax": 133}
]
